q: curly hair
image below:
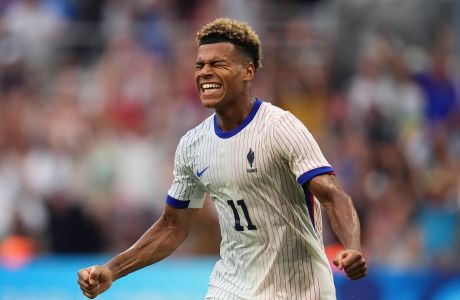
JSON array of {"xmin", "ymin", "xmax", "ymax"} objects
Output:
[{"xmin": 197, "ymin": 18, "xmax": 262, "ymax": 70}]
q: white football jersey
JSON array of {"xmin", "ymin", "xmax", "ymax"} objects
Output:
[{"xmin": 167, "ymin": 99, "xmax": 336, "ymax": 300}]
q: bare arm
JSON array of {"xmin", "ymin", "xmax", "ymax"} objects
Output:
[
  {"xmin": 306, "ymin": 173, "xmax": 367, "ymax": 280},
  {"xmin": 307, "ymin": 174, "xmax": 360, "ymax": 250},
  {"xmin": 78, "ymin": 205, "xmax": 200, "ymax": 298},
  {"xmin": 106, "ymin": 204, "xmax": 199, "ymax": 280}
]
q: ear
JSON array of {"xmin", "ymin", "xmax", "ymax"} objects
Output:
[{"xmin": 242, "ymin": 62, "xmax": 255, "ymax": 81}]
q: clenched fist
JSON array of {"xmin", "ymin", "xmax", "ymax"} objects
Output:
[
  {"xmin": 333, "ymin": 249, "xmax": 367, "ymax": 280},
  {"xmin": 77, "ymin": 265, "xmax": 114, "ymax": 299}
]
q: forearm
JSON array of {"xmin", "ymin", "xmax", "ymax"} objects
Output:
[
  {"xmin": 105, "ymin": 214, "xmax": 189, "ymax": 281},
  {"xmin": 306, "ymin": 174, "xmax": 362, "ymax": 251},
  {"xmin": 323, "ymin": 192, "xmax": 361, "ymax": 251}
]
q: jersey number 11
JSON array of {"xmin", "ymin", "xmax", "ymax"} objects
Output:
[{"xmin": 227, "ymin": 199, "xmax": 257, "ymax": 231}]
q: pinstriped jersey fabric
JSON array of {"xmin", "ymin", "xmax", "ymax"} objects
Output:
[{"xmin": 167, "ymin": 99, "xmax": 336, "ymax": 300}]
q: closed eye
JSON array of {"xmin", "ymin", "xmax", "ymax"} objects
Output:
[
  {"xmin": 211, "ymin": 60, "xmax": 228, "ymax": 68},
  {"xmin": 195, "ymin": 60, "xmax": 228, "ymax": 70},
  {"xmin": 212, "ymin": 62, "xmax": 226, "ymax": 66}
]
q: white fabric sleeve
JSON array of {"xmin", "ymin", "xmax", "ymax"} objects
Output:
[
  {"xmin": 166, "ymin": 137, "xmax": 206, "ymax": 209},
  {"xmin": 270, "ymin": 112, "xmax": 334, "ymax": 186}
]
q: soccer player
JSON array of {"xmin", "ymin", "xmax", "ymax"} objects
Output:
[{"xmin": 78, "ymin": 18, "xmax": 367, "ymax": 299}]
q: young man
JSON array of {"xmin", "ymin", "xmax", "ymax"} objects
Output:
[{"xmin": 78, "ymin": 18, "xmax": 367, "ymax": 299}]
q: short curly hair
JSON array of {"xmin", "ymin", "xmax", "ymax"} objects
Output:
[{"xmin": 197, "ymin": 18, "xmax": 262, "ymax": 70}]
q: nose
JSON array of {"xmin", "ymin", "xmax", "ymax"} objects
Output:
[{"xmin": 198, "ymin": 63, "xmax": 212, "ymax": 77}]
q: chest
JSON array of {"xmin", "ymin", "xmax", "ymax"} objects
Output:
[{"xmin": 190, "ymin": 134, "xmax": 279, "ymax": 198}]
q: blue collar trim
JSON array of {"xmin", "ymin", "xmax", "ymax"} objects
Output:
[{"xmin": 214, "ymin": 98, "xmax": 262, "ymax": 139}]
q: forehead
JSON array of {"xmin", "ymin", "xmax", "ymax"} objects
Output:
[{"xmin": 196, "ymin": 42, "xmax": 239, "ymax": 61}]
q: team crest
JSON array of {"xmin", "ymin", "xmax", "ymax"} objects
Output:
[{"xmin": 247, "ymin": 148, "xmax": 257, "ymax": 173}]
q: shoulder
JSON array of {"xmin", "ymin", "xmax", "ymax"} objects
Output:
[
  {"xmin": 258, "ymin": 101, "xmax": 301, "ymax": 132},
  {"xmin": 258, "ymin": 101, "xmax": 291, "ymax": 127},
  {"xmin": 177, "ymin": 114, "xmax": 214, "ymax": 150}
]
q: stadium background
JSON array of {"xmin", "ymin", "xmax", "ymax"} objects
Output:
[{"xmin": 0, "ymin": 0, "xmax": 459, "ymax": 299}]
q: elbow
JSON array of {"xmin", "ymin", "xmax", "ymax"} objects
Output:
[
  {"xmin": 306, "ymin": 173, "xmax": 356, "ymax": 209},
  {"xmin": 161, "ymin": 211, "xmax": 190, "ymax": 240},
  {"xmin": 319, "ymin": 186, "xmax": 352, "ymax": 209}
]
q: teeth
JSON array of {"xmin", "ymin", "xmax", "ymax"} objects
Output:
[{"xmin": 201, "ymin": 83, "xmax": 221, "ymax": 90}]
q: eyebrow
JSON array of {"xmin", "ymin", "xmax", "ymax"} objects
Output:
[{"xmin": 195, "ymin": 58, "xmax": 228, "ymax": 65}]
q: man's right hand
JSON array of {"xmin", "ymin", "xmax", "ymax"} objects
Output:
[{"xmin": 77, "ymin": 265, "xmax": 114, "ymax": 299}]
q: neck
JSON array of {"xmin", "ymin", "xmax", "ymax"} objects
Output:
[{"xmin": 215, "ymin": 96, "xmax": 255, "ymax": 132}]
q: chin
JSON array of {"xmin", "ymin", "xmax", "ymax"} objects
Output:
[
  {"xmin": 201, "ymin": 102, "xmax": 216, "ymax": 109},
  {"xmin": 200, "ymin": 96, "xmax": 223, "ymax": 109}
]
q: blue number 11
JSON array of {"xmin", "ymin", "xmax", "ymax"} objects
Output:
[{"xmin": 227, "ymin": 199, "xmax": 257, "ymax": 231}]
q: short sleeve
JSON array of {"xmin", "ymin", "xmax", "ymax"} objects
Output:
[
  {"xmin": 166, "ymin": 137, "xmax": 206, "ymax": 209},
  {"xmin": 270, "ymin": 112, "xmax": 334, "ymax": 186}
]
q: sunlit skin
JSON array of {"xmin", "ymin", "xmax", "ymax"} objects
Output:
[{"xmin": 195, "ymin": 42, "xmax": 255, "ymax": 132}]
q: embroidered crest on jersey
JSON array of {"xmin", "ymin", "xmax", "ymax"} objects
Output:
[{"xmin": 246, "ymin": 148, "xmax": 257, "ymax": 173}]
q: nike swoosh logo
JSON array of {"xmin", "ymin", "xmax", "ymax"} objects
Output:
[{"xmin": 196, "ymin": 166, "xmax": 209, "ymax": 177}]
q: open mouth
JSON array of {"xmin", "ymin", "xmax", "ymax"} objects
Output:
[{"xmin": 201, "ymin": 82, "xmax": 222, "ymax": 95}]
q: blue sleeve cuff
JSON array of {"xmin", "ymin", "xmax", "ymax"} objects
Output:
[
  {"xmin": 297, "ymin": 166, "xmax": 335, "ymax": 186},
  {"xmin": 166, "ymin": 195, "xmax": 190, "ymax": 209}
]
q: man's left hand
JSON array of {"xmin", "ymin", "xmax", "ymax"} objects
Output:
[{"xmin": 333, "ymin": 249, "xmax": 367, "ymax": 280}]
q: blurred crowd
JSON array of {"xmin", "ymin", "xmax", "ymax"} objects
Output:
[{"xmin": 0, "ymin": 0, "xmax": 459, "ymax": 271}]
